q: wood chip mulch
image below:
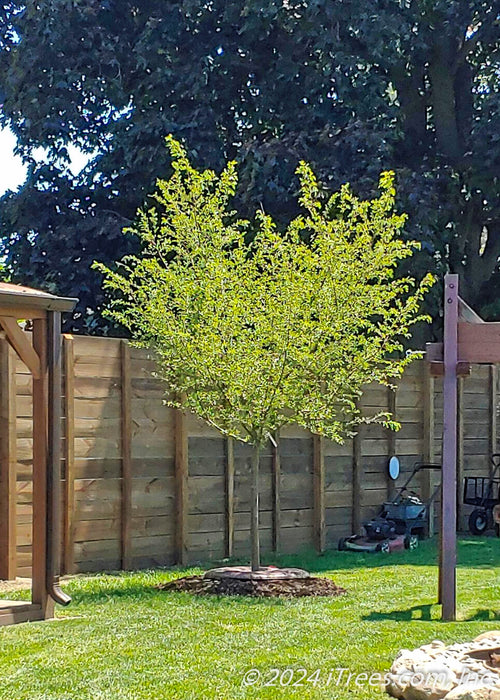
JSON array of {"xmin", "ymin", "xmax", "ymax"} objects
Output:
[{"xmin": 157, "ymin": 575, "xmax": 346, "ymax": 598}]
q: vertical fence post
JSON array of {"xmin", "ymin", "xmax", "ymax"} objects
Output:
[
  {"xmin": 63, "ymin": 335, "xmax": 75, "ymax": 575},
  {"xmin": 352, "ymin": 427, "xmax": 362, "ymax": 534},
  {"xmin": 456, "ymin": 377, "xmax": 464, "ymax": 531},
  {"xmin": 174, "ymin": 401, "xmax": 188, "ymax": 566},
  {"xmin": 387, "ymin": 387, "xmax": 397, "ymax": 500},
  {"xmin": 120, "ymin": 340, "xmax": 132, "ymax": 570},
  {"xmin": 422, "ymin": 362, "xmax": 435, "ymax": 536},
  {"xmin": 225, "ymin": 436, "xmax": 234, "ymax": 558},
  {"xmin": 313, "ymin": 434, "xmax": 325, "ymax": 553},
  {"xmin": 489, "ymin": 365, "xmax": 497, "ymax": 476},
  {"xmin": 272, "ymin": 432, "xmax": 281, "ymax": 553},
  {"xmin": 0, "ymin": 339, "xmax": 17, "ymax": 580}
]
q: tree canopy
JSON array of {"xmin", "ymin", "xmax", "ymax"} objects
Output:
[
  {"xmin": 97, "ymin": 137, "xmax": 433, "ymax": 567},
  {"xmin": 0, "ymin": 1, "xmax": 498, "ymax": 331}
]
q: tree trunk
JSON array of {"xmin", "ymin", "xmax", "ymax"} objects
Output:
[
  {"xmin": 251, "ymin": 442, "xmax": 261, "ymax": 571},
  {"xmin": 428, "ymin": 44, "xmax": 461, "ymax": 162}
]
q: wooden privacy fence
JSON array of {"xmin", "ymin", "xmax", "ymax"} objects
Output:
[{"xmin": 0, "ymin": 335, "xmax": 498, "ymax": 578}]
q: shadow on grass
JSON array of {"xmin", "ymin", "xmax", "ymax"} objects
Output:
[
  {"xmin": 362, "ymin": 605, "xmax": 500, "ymax": 623},
  {"xmin": 363, "ymin": 604, "xmax": 437, "ymax": 622},
  {"xmin": 462, "ymin": 609, "xmax": 500, "ymax": 621}
]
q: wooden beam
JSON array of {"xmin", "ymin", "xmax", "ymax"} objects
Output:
[
  {"xmin": 174, "ymin": 401, "xmax": 188, "ymax": 566},
  {"xmin": 0, "ymin": 317, "xmax": 41, "ymax": 378},
  {"xmin": 429, "ymin": 360, "xmax": 470, "ymax": 377},
  {"xmin": 428, "ymin": 323, "xmax": 500, "ymax": 365},
  {"xmin": 120, "ymin": 341, "xmax": 132, "ymax": 570},
  {"xmin": 458, "ymin": 297, "xmax": 484, "ymax": 323},
  {"xmin": 490, "ymin": 365, "xmax": 498, "ymax": 477},
  {"xmin": 458, "ymin": 322, "xmax": 500, "ymax": 364},
  {"xmin": 0, "ymin": 340, "xmax": 17, "ymax": 580},
  {"xmin": 426, "ymin": 343, "xmax": 441, "ymax": 363},
  {"xmin": 313, "ymin": 434, "xmax": 325, "ymax": 553},
  {"xmin": 225, "ymin": 437, "xmax": 234, "ymax": 558},
  {"xmin": 63, "ymin": 336, "xmax": 75, "ymax": 575},
  {"xmin": 441, "ymin": 274, "xmax": 458, "ymax": 621},
  {"xmin": 272, "ymin": 432, "xmax": 281, "ymax": 553},
  {"xmin": 31, "ymin": 318, "xmax": 54, "ymax": 620},
  {"xmin": 0, "ymin": 305, "xmax": 46, "ymax": 321},
  {"xmin": 0, "ymin": 603, "xmax": 45, "ymax": 626}
]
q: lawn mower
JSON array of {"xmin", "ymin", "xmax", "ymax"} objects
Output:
[{"xmin": 338, "ymin": 461, "xmax": 441, "ymax": 554}]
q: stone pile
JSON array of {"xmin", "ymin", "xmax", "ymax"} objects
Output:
[{"xmin": 386, "ymin": 631, "xmax": 500, "ymax": 700}]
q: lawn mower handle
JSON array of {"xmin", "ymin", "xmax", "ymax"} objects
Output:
[
  {"xmin": 392, "ymin": 463, "xmax": 442, "ymax": 504},
  {"xmin": 491, "ymin": 454, "xmax": 500, "ymax": 476}
]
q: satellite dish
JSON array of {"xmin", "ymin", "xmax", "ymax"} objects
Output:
[{"xmin": 389, "ymin": 456, "xmax": 400, "ymax": 480}]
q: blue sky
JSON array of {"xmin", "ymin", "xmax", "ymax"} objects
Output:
[
  {"xmin": 0, "ymin": 126, "xmax": 89, "ymax": 196},
  {"xmin": 0, "ymin": 127, "xmax": 27, "ymax": 195}
]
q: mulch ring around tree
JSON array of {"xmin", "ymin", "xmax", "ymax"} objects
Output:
[{"xmin": 157, "ymin": 566, "xmax": 346, "ymax": 598}]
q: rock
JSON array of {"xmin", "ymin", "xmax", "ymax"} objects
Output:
[
  {"xmin": 386, "ymin": 654, "xmax": 456, "ymax": 699},
  {"xmin": 444, "ymin": 685, "xmax": 500, "ymax": 700},
  {"xmin": 385, "ymin": 675, "xmax": 408, "ymax": 699},
  {"xmin": 404, "ymin": 685, "xmax": 453, "ymax": 700},
  {"xmin": 474, "ymin": 633, "xmax": 500, "ymax": 645},
  {"xmin": 420, "ymin": 642, "xmax": 447, "ymax": 657},
  {"xmin": 386, "ymin": 637, "xmax": 500, "ymax": 700}
]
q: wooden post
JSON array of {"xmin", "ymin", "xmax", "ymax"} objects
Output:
[
  {"xmin": 272, "ymin": 432, "xmax": 281, "ymax": 553},
  {"xmin": 120, "ymin": 340, "xmax": 132, "ymax": 570},
  {"xmin": 46, "ymin": 311, "xmax": 70, "ymax": 607},
  {"xmin": 174, "ymin": 402, "xmax": 188, "ymax": 566},
  {"xmin": 441, "ymin": 274, "xmax": 458, "ymax": 621},
  {"xmin": 313, "ymin": 434, "xmax": 325, "ymax": 553},
  {"xmin": 387, "ymin": 387, "xmax": 397, "ymax": 500},
  {"xmin": 352, "ymin": 428, "xmax": 362, "ymax": 534},
  {"xmin": 422, "ymin": 362, "xmax": 435, "ymax": 537},
  {"xmin": 31, "ymin": 318, "xmax": 54, "ymax": 619},
  {"xmin": 456, "ymin": 377, "xmax": 464, "ymax": 531},
  {"xmin": 225, "ymin": 436, "xmax": 234, "ymax": 558},
  {"xmin": 63, "ymin": 335, "xmax": 75, "ymax": 575},
  {"xmin": 489, "ymin": 365, "xmax": 497, "ymax": 476},
  {"xmin": 0, "ymin": 339, "xmax": 17, "ymax": 580}
]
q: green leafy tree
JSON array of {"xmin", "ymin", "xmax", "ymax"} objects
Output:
[
  {"xmin": 0, "ymin": 2, "xmax": 497, "ymax": 331},
  {"xmin": 96, "ymin": 138, "xmax": 433, "ymax": 570}
]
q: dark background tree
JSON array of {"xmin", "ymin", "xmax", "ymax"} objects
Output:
[{"xmin": 0, "ymin": 1, "xmax": 498, "ymax": 333}]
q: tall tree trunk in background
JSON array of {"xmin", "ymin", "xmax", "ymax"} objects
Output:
[{"xmin": 251, "ymin": 442, "xmax": 261, "ymax": 571}]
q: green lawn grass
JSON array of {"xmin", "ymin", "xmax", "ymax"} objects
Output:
[{"xmin": 0, "ymin": 537, "xmax": 499, "ymax": 699}]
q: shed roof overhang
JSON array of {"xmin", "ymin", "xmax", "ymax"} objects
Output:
[{"xmin": 0, "ymin": 283, "xmax": 77, "ymax": 317}]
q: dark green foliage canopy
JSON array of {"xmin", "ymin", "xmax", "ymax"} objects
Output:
[{"xmin": 0, "ymin": 1, "xmax": 498, "ymax": 331}]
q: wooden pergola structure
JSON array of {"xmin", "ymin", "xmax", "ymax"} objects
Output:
[
  {"xmin": 0, "ymin": 283, "xmax": 77, "ymax": 625},
  {"xmin": 426, "ymin": 273, "xmax": 500, "ymax": 621}
]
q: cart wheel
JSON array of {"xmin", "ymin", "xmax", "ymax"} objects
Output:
[
  {"xmin": 469, "ymin": 508, "xmax": 489, "ymax": 536},
  {"xmin": 338, "ymin": 537, "xmax": 348, "ymax": 551},
  {"xmin": 404, "ymin": 535, "xmax": 418, "ymax": 550},
  {"xmin": 376, "ymin": 541, "xmax": 390, "ymax": 554}
]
